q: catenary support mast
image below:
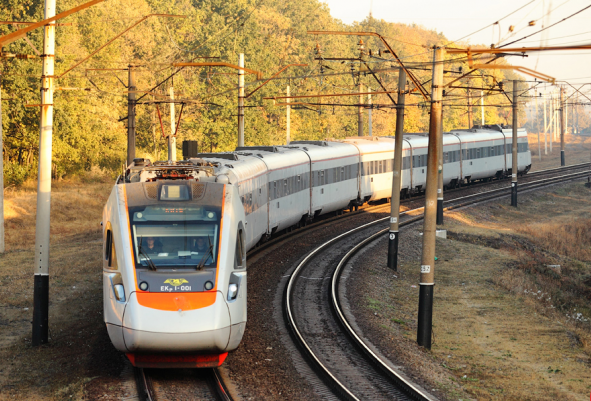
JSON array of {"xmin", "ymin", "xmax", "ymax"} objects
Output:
[
  {"xmin": 169, "ymin": 86, "xmax": 176, "ymax": 161},
  {"xmin": 127, "ymin": 65, "xmax": 136, "ymax": 165},
  {"xmin": 387, "ymin": 68, "xmax": 406, "ymax": 271},
  {"xmin": 238, "ymin": 53, "xmax": 245, "ymax": 147},
  {"xmin": 32, "ymin": 0, "xmax": 56, "ymax": 346},
  {"xmin": 511, "ymin": 80, "xmax": 518, "ymax": 207},
  {"xmin": 286, "ymin": 85, "xmax": 290, "ymax": 144},
  {"xmin": 560, "ymin": 87, "xmax": 565, "ymax": 166},
  {"xmin": 417, "ymin": 47, "xmax": 443, "ymax": 349}
]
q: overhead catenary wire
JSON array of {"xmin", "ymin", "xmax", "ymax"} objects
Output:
[{"xmin": 499, "ymin": 3, "xmax": 591, "ymax": 48}]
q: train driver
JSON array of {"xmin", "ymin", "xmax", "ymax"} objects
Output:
[
  {"xmin": 143, "ymin": 237, "xmax": 163, "ymax": 253},
  {"xmin": 192, "ymin": 237, "xmax": 209, "ymax": 253}
]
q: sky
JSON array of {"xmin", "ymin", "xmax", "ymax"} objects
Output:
[{"xmin": 321, "ymin": 0, "xmax": 591, "ymax": 96}]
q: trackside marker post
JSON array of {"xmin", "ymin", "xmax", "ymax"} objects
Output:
[
  {"xmin": 387, "ymin": 68, "xmax": 406, "ymax": 271},
  {"xmin": 417, "ymin": 47, "xmax": 444, "ymax": 349}
]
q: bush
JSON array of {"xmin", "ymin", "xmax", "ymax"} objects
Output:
[{"xmin": 4, "ymin": 161, "xmax": 32, "ymax": 187}]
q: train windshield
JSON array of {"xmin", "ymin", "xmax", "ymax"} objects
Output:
[{"xmin": 128, "ymin": 205, "xmax": 221, "ymax": 269}]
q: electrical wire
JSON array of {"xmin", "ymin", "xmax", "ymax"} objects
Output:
[
  {"xmin": 450, "ymin": 0, "xmax": 538, "ymax": 44},
  {"xmin": 499, "ymin": 3, "xmax": 591, "ymax": 48}
]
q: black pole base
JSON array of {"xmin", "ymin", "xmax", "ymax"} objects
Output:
[
  {"xmin": 436, "ymin": 199, "xmax": 444, "ymax": 225},
  {"xmin": 417, "ymin": 284, "xmax": 434, "ymax": 349},
  {"xmin": 561, "ymin": 150, "xmax": 565, "ymax": 166},
  {"xmin": 32, "ymin": 274, "xmax": 49, "ymax": 346},
  {"xmin": 387, "ymin": 231, "xmax": 399, "ymax": 271},
  {"xmin": 511, "ymin": 182, "xmax": 517, "ymax": 207}
]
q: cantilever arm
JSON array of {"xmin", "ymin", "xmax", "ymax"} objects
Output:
[
  {"xmin": 0, "ymin": 0, "xmax": 105, "ymax": 47},
  {"xmin": 308, "ymin": 30, "xmax": 429, "ymax": 101},
  {"xmin": 246, "ymin": 64, "xmax": 307, "ymax": 98}
]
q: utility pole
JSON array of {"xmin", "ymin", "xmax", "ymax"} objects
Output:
[
  {"xmin": 368, "ymin": 91, "xmax": 373, "ymax": 136},
  {"xmin": 238, "ymin": 53, "xmax": 245, "ymax": 147},
  {"xmin": 358, "ymin": 81, "xmax": 364, "ymax": 136},
  {"xmin": 480, "ymin": 90, "xmax": 485, "ymax": 125},
  {"xmin": 0, "ymin": 75, "xmax": 4, "ymax": 253},
  {"xmin": 550, "ymin": 95, "xmax": 554, "ymax": 152},
  {"xmin": 560, "ymin": 87, "xmax": 565, "ymax": 166},
  {"xmin": 543, "ymin": 93, "xmax": 547, "ymax": 155},
  {"xmin": 32, "ymin": 0, "xmax": 55, "ymax": 346},
  {"xmin": 151, "ymin": 96, "xmax": 158, "ymax": 160},
  {"xmin": 387, "ymin": 68, "xmax": 406, "ymax": 271},
  {"xmin": 286, "ymin": 85, "xmax": 291, "ymax": 144},
  {"xmin": 169, "ymin": 86, "xmax": 176, "ymax": 161},
  {"xmin": 535, "ymin": 91, "xmax": 541, "ymax": 161},
  {"xmin": 127, "ymin": 65, "xmax": 136, "ymax": 165},
  {"xmin": 511, "ymin": 81, "xmax": 518, "ymax": 207},
  {"xmin": 565, "ymin": 89, "xmax": 568, "ymax": 136},
  {"xmin": 467, "ymin": 88, "xmax": 473, "ymax": 128},
  {"xmin": 417, "ymin": 47, "xmax": 444, "ymax": 350}
]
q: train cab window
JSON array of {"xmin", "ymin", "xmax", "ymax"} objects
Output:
[{"xmin": 128, "ymin": 205, "xmax": 222, "ymax": 270}]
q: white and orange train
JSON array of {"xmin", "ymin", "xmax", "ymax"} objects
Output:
[{"xmin": 102, "ymin": 125, "xmax": 531, "ymax": 368}]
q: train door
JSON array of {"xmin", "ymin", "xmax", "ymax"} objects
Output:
[{"xmin": 269, "ymin": 176, "xmax": 279, "ymax": 232}]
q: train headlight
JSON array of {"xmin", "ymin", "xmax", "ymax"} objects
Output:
[
  {"xmin": 139, "ymin": 281, "xmax": 149, "ymax": 291},
  {"xmin": 228, "ymin": 284, "xmax": 238, "ymax": 300},
  {"xmin": 113, "ymin": 284, "xmax": 125, "ymax": 302},
  {"xmin": 204, "ymin": 281, "xmax": 214, "ymax": 291}
]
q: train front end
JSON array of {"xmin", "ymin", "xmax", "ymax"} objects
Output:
[{"xmin": 103, "ymin": 163, "xmax": 247, "ymax": 368}]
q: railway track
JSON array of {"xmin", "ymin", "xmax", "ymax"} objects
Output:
[
  {"xmin": 135, "ymin": 367, "xmax": 232, "ymax": 401},
  {"xmin": 283, "ymin": 168, "xmax": 588, "ymax": 400}
]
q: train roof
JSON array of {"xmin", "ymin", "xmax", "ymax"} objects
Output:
[
  {"xmin": 235, "ymin": 146, "xmax": 309, "ymax": 171},
  {"xmin": 341, "ymin": 136, "xmax": 395, "ymax": 154},
  {"xmin": 283, "ymin": 140, "xmax": 359, "ymax": 160}
]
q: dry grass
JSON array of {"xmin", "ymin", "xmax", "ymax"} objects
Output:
[
  {"xmin": 527, "ymin": 132, "xmax": 591, "ymax": 172},
  {"xmin": 430, "ymin": 181, "xmax": 591, "ymax": 400},
  {"xmin": 519, "ymin": 218, "xmax": 591, "ymax": 262},
  {"xmin": 3, "ymin": 172, "xmax": 113, "ymax": 251}
]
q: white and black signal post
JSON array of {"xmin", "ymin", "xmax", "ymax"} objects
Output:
[
  {"xmin": 417, "ymin": 47, "xmax": 444, "ymax": 349},
  {"xmin": 387, "ymin": 68, "xmax": 406, "ymax": 271},
  {"xmin": 511, "ymin": 80, "xmax": 518, "ymax": 207},
  {"xmin": 32, "ymin": 0, "xmax": 56, "ymax": 346}
]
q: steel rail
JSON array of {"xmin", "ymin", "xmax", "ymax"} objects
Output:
[
  {"xmin": 136, "ymin": 368, "xmax": 155, "ymax": 401},
  {"xmin": 210, "ymin": 368, "xmax": 233, "ymax": 401},
  {"xmin": 286, "ymin": 170, "xmax": 588, "ymax": 400},
  {"xmin": 135, "ymin": 367, "xmax": 233, "ymax": 401},
  {"xmin": 331, "ymin": 222, "xmax": 432, "ymax": 401}
]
